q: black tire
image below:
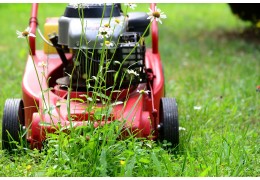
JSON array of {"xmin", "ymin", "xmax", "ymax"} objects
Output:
[
  {"xmin": 2, "ymin": 99, "xmax": 25, "ymax": 151},
  {"xmin": 159, "ymin": 97, "xmax": 179, "ymax": 148}
]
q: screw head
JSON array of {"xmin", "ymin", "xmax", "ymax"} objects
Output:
[{"xmin": 157, "ymin": 123, "xmax": 163, "ymax": 130}]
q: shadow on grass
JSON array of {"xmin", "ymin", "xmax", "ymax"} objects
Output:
[{"xmin": 218, "ymin": 26, "xmax": 260, "ymax": 45}]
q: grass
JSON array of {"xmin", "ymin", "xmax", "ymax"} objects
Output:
[{"xmin": 0, "ymin": 3, "xmax": 259, "ymax": 177}]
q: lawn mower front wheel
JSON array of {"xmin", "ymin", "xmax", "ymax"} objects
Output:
[
  {"xmin": 2, "ymin": 98, "xmax": 25, "ymax": 151},
  {"xmin": 158, "ymin": 97, "xmax": 179, "ymax": 148}
]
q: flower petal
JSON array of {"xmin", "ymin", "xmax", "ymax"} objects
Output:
[{"xmin": 194, "ymin": 106, "xmax": 202, "ymax": 110}]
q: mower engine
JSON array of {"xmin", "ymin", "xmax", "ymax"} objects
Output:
[{"xmin": 52, "ymin": 3, "xmax": 150, "ymax": 90}]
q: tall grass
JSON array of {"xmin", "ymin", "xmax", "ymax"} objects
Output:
[{"xmin": 0, "ymin": 3, "xmax": 259, "ymax": 177}]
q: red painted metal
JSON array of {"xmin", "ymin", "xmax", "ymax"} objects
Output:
[
  {"xmin": 151, "ymin": 3, "xmax": 158, "ymax": 54},
  {"xmin": 21, "ymin": 4, "xmax": 165, "ymax": 149},
  {"xmin": 29, "ymin": 3, "xmax": 38, "ymax": 55}
]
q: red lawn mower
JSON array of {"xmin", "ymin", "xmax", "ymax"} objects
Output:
[{"xmin": 2, "ymin": 3, "xmax": 179, "ymax": 150}]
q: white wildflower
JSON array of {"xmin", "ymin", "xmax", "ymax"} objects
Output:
[
  {"xmin": 194, "ymin": 106, "xmax": 202, "ymax": 110},
  {"xmin": 137, "ymin": 89, "xmax": 150, "ymax": 95},
  {"xmin": 126, "ymin": 69, "xmax": 139, "ymax": 77},
  {"xmin": 147, "ymin": 6, "xmax": 167, "ymax": 24},
  {"xmin": 16, "ymin": 27, "xmax": 36, "ymax": 39},
  {"xmin": 97, "ymin": 26, "xmax": 112, "ymax": 39},
  {"xmin": 179, "ymin": 126, "xmax": 186, "ymax": 131},
  {"xmin": 124, "ymin": 3, "xmax": 137, "ymax": 10},
  {"xmin": 101, "ymin": 40, "xmax": 114, "ymax": 48},
  {"xmin": 112, "ymin": 17, "xmax": 123, "ymax": 26}
]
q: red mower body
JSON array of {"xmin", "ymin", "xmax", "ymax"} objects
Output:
[
  {"xmin": 2, "ymin": 3, "xmax": 179, "ymax": 151},
  {"xmin": 23, "ymin": 3, "xmax": 164, "ymax": 149},
  {"xmin": 22, "ymin": 49, "xmax": 164, "ymax": 149}
]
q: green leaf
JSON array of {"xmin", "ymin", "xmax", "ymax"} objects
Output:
[
  {"xmin": 93, "ymin": 91, "xmax": 110, "ymax": 100},
  {"xmin": 70, "ymin": 98, "xmax": 85, "ymax": 103},
  {"xmin": 39, "ymin": 122, "xmax": 52, "ymax": 127},
  {"xmin": 139, "ymin": 157, "xmax": 150, "ymax": 164}
]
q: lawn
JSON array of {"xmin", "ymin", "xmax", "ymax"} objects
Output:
[{"xmin": 0, "ymin": 3, "xmax": 259, "ymax": 176}]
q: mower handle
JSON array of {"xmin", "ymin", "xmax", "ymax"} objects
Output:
[
  {"xmin": 29, "ymin": 3, "xmax": 38, "ymax": 55},
  {"xmin": 28, "ymin": 3, "xmax": 158, "ymax": 55},
  {"xmin": 150, "ymin": 3, "xmax": 158, "ymax": 54}
]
